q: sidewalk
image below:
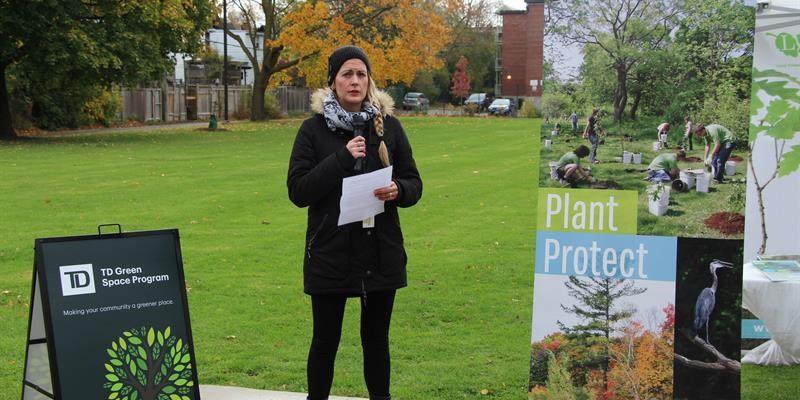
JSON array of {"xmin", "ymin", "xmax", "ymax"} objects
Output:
[{"xmin": 200, "ymin": 385, "xmax": 366, "ymax": 400}]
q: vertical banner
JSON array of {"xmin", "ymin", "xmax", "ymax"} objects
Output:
[
  {"xmin": 22, "ymin": 229, "xmax": 200, "ymax": 400},
  {"xmin": 531, "ymin": 1, "xmax": 752, "ymax": 398},
  {"xmin": 741, "ymin": 1, "xmax": 800, "ymax": 368},
  {"xmin": 744, "ymin": 3, "xmax": 800, "ymax": 262}
]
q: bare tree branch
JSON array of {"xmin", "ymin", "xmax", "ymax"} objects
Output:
[{"xmin": 675, "ymin": 329, "xmax": 741, "ymax": 374}]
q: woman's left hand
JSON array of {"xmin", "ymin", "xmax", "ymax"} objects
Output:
[{"xmin": 374, "ymin": 181, "xmax": 399, "ymax": 202}]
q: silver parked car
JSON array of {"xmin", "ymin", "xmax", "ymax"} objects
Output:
[{"xmin": 402, "ymin": 92, "xmax": 430, "ymax": 110}]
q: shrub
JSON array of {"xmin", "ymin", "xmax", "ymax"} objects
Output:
[
  {"xmin": 695, "ymin": 83, "xmax": 750, "ymax": 145},
  {"xmin": 264, "ymin": 91, "xmax": 283, "ymax": 119},
  {"xmin": 83, "ymin": 88, "xmax": 121, "ymax": 127},
  {"xmin": 519, "ymin": 100, "xmax": 539, "ymax": 118},
  {"xmin": 233, "ymin": 89, "xmax": 252, "ymax": 120},
  {"xmin": 727, "ymin": 181, "xmax": 746, "ymax": 214}
]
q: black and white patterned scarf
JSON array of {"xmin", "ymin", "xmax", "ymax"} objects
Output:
[{"xmin": 322, "ymin": 91, "xmax": 378, "ymax": 133}]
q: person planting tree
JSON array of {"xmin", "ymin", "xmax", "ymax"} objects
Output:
[{"xmin": 695, "ymin": 123, "xmax": 735, "ymax": 183}]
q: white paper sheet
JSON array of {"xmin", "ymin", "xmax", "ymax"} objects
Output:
[{"xmin": 338, "ymin": 166, "xmax": 393, "ymax": 226}]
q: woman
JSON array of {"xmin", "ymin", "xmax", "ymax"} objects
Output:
[
  {"xmin": 582, "ymin": 108, "xmax": 601, "ymax": 163},
  {"xmin": 287, "ymin": 45, "xmax": 422, "ymax": 400}
]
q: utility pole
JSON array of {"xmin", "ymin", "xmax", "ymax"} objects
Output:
[{"xmin": 223, "ymin": 0, "xmax": 229, "ymax": 121}]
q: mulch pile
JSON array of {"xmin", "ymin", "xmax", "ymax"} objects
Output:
[
  {"xmin": 704, "ymin": 212, "xmax": 745, "ymax": 235},
  {"xmin": 679, "ymin": 156, "xmax": 703, "ymax": 162},
  {"xmin": 729, "ymin": 155, "xmax": 744, "ymax": 162}
]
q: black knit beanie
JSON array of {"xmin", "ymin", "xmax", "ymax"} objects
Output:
[{"xmin": 327, "ymin": 45, "xmax": 371, "ymax": 86}]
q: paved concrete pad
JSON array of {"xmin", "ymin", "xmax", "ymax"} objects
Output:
[{"xmin": 200, "ymin": 385, "xmax": 366, "ymax": 400}]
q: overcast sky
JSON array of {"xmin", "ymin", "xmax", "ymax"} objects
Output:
[{"xmin": 531, "ymin": 274, "xmax": 674, "ymax": 342}]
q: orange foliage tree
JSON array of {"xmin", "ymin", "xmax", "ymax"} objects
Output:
[
  {"xmin": 224, "ymin": 0, "xmax": 451, "ymax": 120},
  {"xmin": 607, "ymin": 304, "xmax": 675, "ymax": 400}
]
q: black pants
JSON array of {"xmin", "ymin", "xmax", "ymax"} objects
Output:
[{"xmin": 307, "ymin": 290, "xmax": 396, "ymax": 400}]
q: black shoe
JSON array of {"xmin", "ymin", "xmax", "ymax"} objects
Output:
[{"xmin": 370, "ymin": 396, "xmax": 391, "ymax": 400}]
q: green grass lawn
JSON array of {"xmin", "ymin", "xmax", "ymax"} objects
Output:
[
  {"xmin": 0, "ymin": 117, "xmax": 540, "ymax": 399},
  {"xmin": 540, "ymin": 120, "xmax": 747, "ymax": 239},
  {"xmin": 2, "ymin": 117, "xmax": 795, "ymax": 399},
  {"xmin": 742, "ymin": 364, "xmax": 800, "ymax": 400}
]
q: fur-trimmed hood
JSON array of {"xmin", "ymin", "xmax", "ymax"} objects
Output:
[{"xmin": 310, "ymin": 88, "xmax": 395, "ymax": 116}]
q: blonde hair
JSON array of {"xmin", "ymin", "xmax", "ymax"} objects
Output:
[{"xmin": 364, "ymin": 76, "xmax": 391, "ymax": 167}]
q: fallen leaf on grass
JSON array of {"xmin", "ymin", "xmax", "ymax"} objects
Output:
[{"xmin": 224, "ymin": 335, "xmax": 237, "ymax": 340}]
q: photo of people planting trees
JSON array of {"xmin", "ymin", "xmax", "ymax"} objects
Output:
[{"xmin": 538, "ymin": 0, "xmax": 754, "ymax": 239}]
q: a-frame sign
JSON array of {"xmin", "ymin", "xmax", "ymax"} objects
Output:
[{"xmin": 22, "ymin": 227, "xmax": 200, "ymax": 400}]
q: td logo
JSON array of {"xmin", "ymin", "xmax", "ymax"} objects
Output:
[{"xmin": 59, "ymin": 264, "xmax": 96, "ymax": 296}]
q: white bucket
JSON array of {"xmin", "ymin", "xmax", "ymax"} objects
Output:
[
  {"xmin": 696, "ymin": 173, "xmax": 710, "ymax": 193},
  {"xmin": 652, "ymin": 142, "xmax": 661, "ymax": 151},
  {"xmin": 679, "ymin": 171, "xmax": 696, "ymax": 189},
  {"xmin": 725, "ymin": 161, "xmax": 737, "ymax": 176},
  {"xmin": 544, "ymin": 139, "xmax": 552, "ymax": 149},
  {"xmin": 648, "ymin": 200, "xmax": 669, "ymax": 216},
  {"xmin": 622, "ymin": 151, "xmax": 632, "ymax": 164},
  {"xmin": 548, "ymin": 162, "xmax": 560, "ymax": 180},
  {"xmin": 647, "ymin": 185, "xmax": 670, "ymax": 216},
  {"xmin": 633, "ymin": 153, "xmax": 642, "ymax": 164}
]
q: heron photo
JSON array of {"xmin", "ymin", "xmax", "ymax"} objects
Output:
[{"xmin": 673, "ymin": 237, "xmax": 743, "ymax": 400}]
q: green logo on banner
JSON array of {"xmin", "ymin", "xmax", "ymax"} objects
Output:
[
  {"xmin": 103, "ymin": 326, "xmax": 194, "ymax": 400},
  {"xmin": 537, "ymin": 188, "xmax": 638, "ymax": 234},
  {"xmin": 767, "ymin": 32, "xmax": 800, "ymax": 58}
]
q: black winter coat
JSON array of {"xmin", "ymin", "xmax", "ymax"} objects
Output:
[{"xmin": 287, "ymin": 113, "xmax": 422, "ymax": 296}]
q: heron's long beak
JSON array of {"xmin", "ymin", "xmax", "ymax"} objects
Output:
[{"xmin": 711, "ymin": 259, "xmax": 734, "ymax": 268}]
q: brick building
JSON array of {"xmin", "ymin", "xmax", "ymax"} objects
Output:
[{"xmin": 497, "ymin": 0, "xmax": 544, "ymax": 108}]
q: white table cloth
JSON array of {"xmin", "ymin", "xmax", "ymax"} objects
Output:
[{"xmin": 742, "ymin": 263, "xmax": 800, "ymax": 365}]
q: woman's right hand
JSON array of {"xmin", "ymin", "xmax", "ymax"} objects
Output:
[{"xmin": 346, "ymin": 136, "xmax": 366, "ymax": 159}]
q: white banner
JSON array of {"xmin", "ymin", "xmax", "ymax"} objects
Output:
[{"xmin": 744, "ymin": 1, "xmax": 800, "ymax": 262}]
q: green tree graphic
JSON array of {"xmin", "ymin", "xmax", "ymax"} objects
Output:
[{"xmin": 103, "ymin": 326, "xmax": 194, "ymax": 400}]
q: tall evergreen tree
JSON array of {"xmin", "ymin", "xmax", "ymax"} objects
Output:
[{"xmin": 558, "ymin": 276, "xmax": 646, "ymax": 395}]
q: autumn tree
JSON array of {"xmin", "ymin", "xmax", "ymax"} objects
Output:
[
  {"xmin": 608, "ymin": 305, "xmax": 674, "ymax": 400},
  {"xmin": 450, "ymin": 56, "xmax": 471, "ymax": 103},
  {"xmin": 558, "ymin": 276, "xmax": 647, "ymax": 395},
  {"xmin": 223, "ymin": 0, "xmax": 450, "ymax": 120},
  {"xmin": 0, "ymin": 0, "xmax": 213, "ymax": 139},
  {"xmin": 440, "ymin": 0, "xmax": 497, "ymax": 95}
]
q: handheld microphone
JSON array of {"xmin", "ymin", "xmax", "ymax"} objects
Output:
[{"xmin": 352, "ymin": 114, "xmax": 366, "ymax": 173}]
